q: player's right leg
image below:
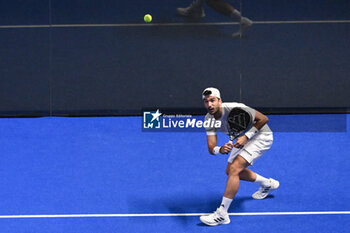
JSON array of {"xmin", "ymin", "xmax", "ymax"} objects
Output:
[
  {"xmin": 200, "ymin": 156, "xmax": 249, "ymax": 226},
  {"xmin": 177, "ymin": 0, "xmax": 206, "ymax": 18}
]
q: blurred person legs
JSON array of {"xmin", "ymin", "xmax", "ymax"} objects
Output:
[
  {"xmin": 177, "ymin": 0, "xmax": 206, "ymax": 18},
  {"xmin": 205, "ymin": 0, "xmax": 253, "ymax": 37}
]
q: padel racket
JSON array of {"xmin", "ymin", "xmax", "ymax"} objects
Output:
[{"xmin": 227, "ymin": 107, "xmax": 253, "ymax": 144}]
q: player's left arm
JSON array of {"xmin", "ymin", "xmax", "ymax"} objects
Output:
[
  {"xmin": 234, "ymin": 110, "xmax": 269, "ymax": 148},
  {"xmin": 253, "ymin": 110, "xmax": 269, "ymax": 130}
]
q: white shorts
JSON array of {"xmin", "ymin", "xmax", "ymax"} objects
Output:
[{"xmin": 228, "ymin": 132, "xmax": 273, "ymax": 165}]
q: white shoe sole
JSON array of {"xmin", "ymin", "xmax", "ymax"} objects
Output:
[{"xmin": 200, "ymin": 216, "xmax": 230, "ymax": 226}]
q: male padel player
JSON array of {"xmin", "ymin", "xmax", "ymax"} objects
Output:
[{"xmin": 200, "ymin": 87, "xmax": 279, "ymax": 226}]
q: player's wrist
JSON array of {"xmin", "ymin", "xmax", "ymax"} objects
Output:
[
  {"xmin": 213, "ymin": 146, "xmax": 221, "ymax": 155},
  {"xmin": 245, "ymin": 126, "xmax": 259, "ymax": 139}
]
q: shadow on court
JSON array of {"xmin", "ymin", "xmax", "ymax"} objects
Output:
[
  {"xmin": 128, "ymin": 194, "xmax": 275, "ymax": 226},
  {"xmin": 165, "ymin": 196, "xmax": 257, "ymax": 226}
]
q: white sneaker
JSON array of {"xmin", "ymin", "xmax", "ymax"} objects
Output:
[
  {"xmin": 252, "ymin": 178, "xmax": 280, "ymax": 200},
  {"xmin": 200, "ymin": 207, "xmax": 230, "ymax": 226}
]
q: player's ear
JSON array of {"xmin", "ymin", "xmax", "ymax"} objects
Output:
[{"xmin": 218, "ymin": 98, "xmax": 222, "ymax": 103}]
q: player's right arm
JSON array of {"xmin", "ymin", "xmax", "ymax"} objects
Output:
[{"xmin": 207, "ymin": 135, "xmax": 233, "ymax": 155}]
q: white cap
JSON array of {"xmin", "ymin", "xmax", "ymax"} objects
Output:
[{"xmin": 202, "ymin": 87, "xmax": 221, "ymax": 100}]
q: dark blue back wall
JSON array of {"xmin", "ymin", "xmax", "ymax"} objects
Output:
[{"xmin": 0, "ymin": 0, "xmax": 349, "ymax": 116}]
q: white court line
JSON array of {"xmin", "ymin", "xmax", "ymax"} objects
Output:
[
  {"xmin": 0, "ymin": 211, "xmax": 349, "ymax": 219},
  {"xmin": 0, "ymin": 20, "xmax": 349, "ymax": 29}
]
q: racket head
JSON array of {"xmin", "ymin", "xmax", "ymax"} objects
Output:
[{"xmin": 227, "ymin": 107, "xmax": 253, "ymax": 140}]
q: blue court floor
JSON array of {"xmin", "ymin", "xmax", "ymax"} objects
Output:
[{"xmin": 0, "ymin": 114, "xmax": 349, "ymax": 232}]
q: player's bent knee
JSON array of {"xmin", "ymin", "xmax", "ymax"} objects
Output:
[{"xmin": 227, "ymin": 164, "xmax": 243, "ymax": 176}]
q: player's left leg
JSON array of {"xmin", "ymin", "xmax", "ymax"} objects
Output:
[
  {"xmin": 205, "ymin": 0, "xmax": 253, "ymax": 37},
  {"xmin": 252, "ymin": 177, "xmax": 280, "ymax": 199},
  {"xmin": 239, "ymin": 168, "xmax": 280, "ymax": 199},
  {"xmin": 238, "ymin": 132, "xmax": 279, "ymax": 199},
  {"xmin": 239, "ymin": 168, "xmax": 257, "ymax": 181},
  {"xmin": 239, "ymin": 168, "xmax": 269, "ymax": 184}
]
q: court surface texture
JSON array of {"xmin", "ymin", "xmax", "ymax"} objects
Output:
[{"xmin": 0, "ymin": 114, "xmax": 349, "ymax": 233}]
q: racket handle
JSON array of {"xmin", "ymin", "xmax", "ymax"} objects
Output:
[
  {"xmin": 229, "ymin": 135, "xmax": 235, "ymax": 142},
  {"xmin": 229, "ymin": 135, "xmax": 237, "ymax": 143}
]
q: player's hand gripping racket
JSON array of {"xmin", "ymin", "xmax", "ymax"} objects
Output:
[{"xmin": 227, "ymin": 107, "xmax": 253, "ymax": 151}]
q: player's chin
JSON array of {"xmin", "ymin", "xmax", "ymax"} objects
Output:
[{"xmin": 208, "ymin": 109, "xmax": 215, "ymax": 114}]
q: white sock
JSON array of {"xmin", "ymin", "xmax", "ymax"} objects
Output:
[
  {"xmin": 220, "ymin": 197, "xmax": 233, "ymax": 213},
  {"xmin": 254, "ymin": 174, "xmax": 271, "ymax": 187}
]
